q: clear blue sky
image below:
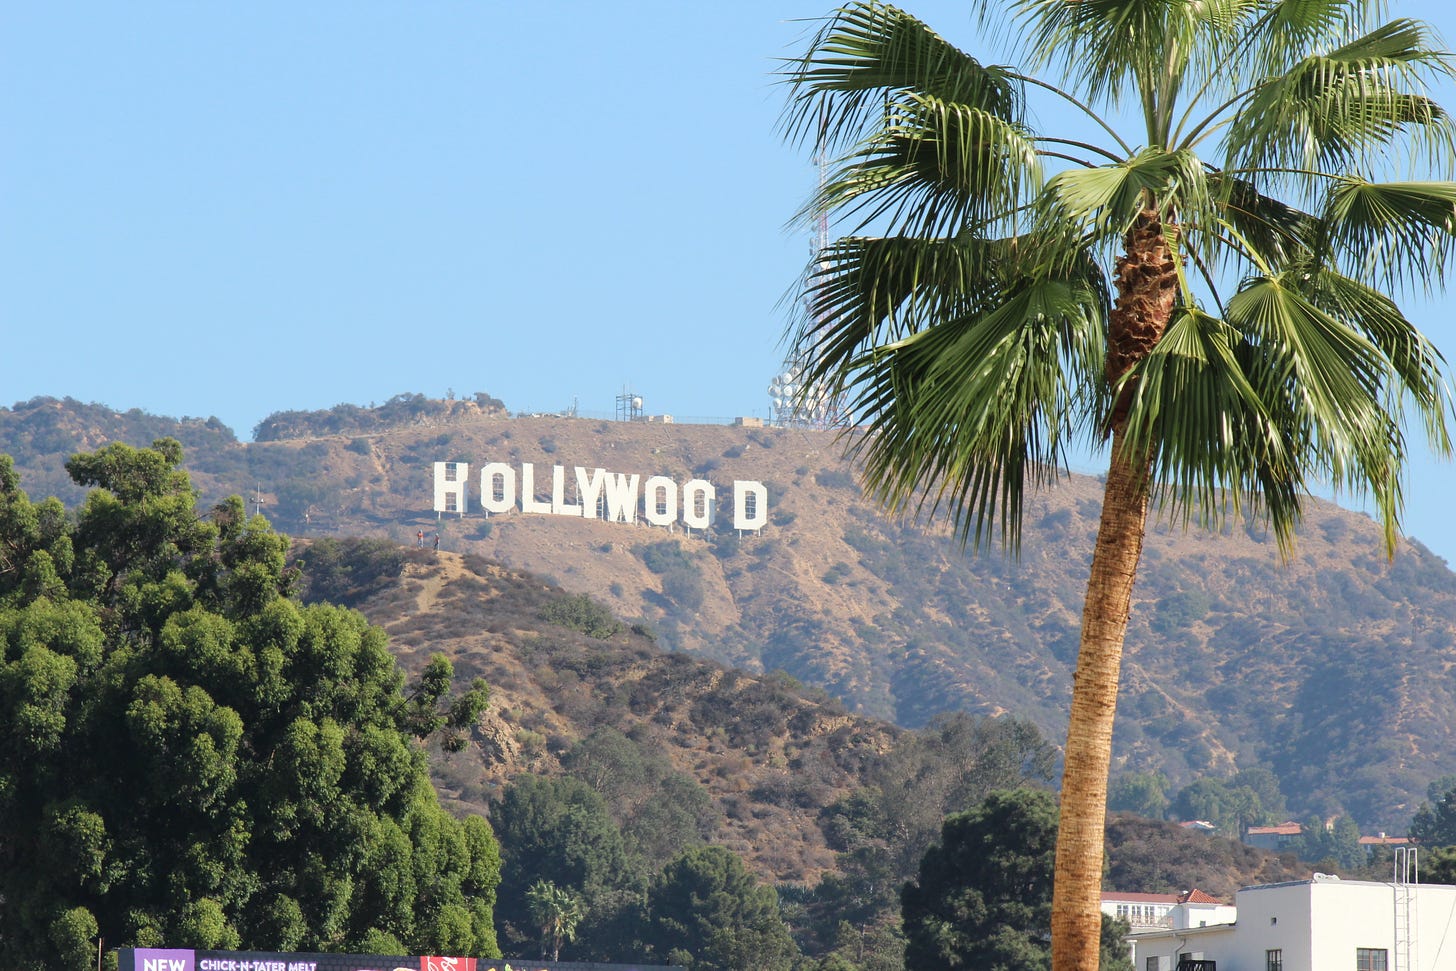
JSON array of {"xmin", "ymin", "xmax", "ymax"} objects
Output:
[{"xmin": 4, "ymin": 1, "xmax": 1456, "ymax": 564}]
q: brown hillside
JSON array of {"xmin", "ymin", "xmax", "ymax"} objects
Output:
[
  {"xmin": 335, "ymin": 544, "xmax": 900, "ymax": 884},
  {"xmin": 5, "ymin": 397, "xmax": 1456, "ymax": 831},
  {"xmin": 310, "ymin": 537, "xmax": 1312, "ymax": 899}
]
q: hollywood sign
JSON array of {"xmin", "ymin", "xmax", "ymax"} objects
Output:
[{"xmin": 433, "ymin": 461, "xmax": 769, "ymax": 531}]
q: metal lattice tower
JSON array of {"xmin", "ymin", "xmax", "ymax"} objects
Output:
[{"xmin": 774, "ymin": 108, "xmax": 844, "ymax": 429}]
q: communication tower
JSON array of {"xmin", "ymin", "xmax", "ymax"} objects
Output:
[
  {"xmin": 615, "ymin": 387, "xmax": 645, "ymax": 422},
  {"xmin": 775, "ymin": 106, "xmax": 845, "ymax": 428}
]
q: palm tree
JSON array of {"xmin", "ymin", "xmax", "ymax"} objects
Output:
[
  {"xmin": 782, "ymin": 2, "xmax": 1456, "ymax": 967},
  {"xmin": 525, "ymin": 878, "xmax": 584, "ymax": 962}
]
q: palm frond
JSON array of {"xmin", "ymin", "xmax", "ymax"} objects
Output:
[
  {"xmin": 1229, "ymin": 19, "xmax": 1456, "ymax": 176},
  {"xmin": 808, "ymin": 93, "xmax": 1041, "ymax": 239},
  {"xmin": 847, "ymin": 271, "xmax": 1107, "ymax": 549},
  {"xmin": 793, "ymin": 234, "xmax": 988, "ymax": 385},
  {"xmin": 1209, "ymin": 172, "xmax": 1319, "ymax": 275},
  {"xmin": 1298, "ymin": 265, "xmax": 1454, "ymax": 451},
  {"xmin": 782, "ymin": 2, "xmax": 1022, "ymax": 153},
  {"xmin": 1321, "ymin": 178, "xmax": 1456, "ymax": 290},
  {"xmin": 1119, "ymin": 306, "xmax": 1302, "ymax": 549},
  {"xmin": 1245, "ymin": 0, "xmax": 1371, "ymax": 77},
  {"xmin": 1224, "ymin": 272, "xmax": 1411, "ymax": 551},
  {"xmin": 1047, "ymin": 147, "xmax": 1210, "ymax": 239},
  {"xmin": 795, "ymin": 227, "xmax": 1106, "ymax": 365},
  {"xmin": 1014, "ymin": 0, "xmax": 1229, "ymax": 140}
]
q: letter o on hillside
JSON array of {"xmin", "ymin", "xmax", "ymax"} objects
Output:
[
  {"xmin": 682, "ymin": 479, "xmax": 714, "ymax": 529},
  {"xmin": 480, "ymin": 462, "xmax": 516, "ymax": 513},
  {"xmin": 644, "ymin": 475, "xmax": 677, "ymax": 527}
]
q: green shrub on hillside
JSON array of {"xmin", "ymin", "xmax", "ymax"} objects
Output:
[{"xmin": 540, "ymin": 593, "xmax": 622, "ymax": 640}]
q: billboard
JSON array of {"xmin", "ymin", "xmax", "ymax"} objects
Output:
[
  {"xmin": 117, "ymin": 950, "xmax": 484, "ymax": 971},
  {"xmin": 117, "ymin": 951, "xmax": 677, "ymax": 971}
]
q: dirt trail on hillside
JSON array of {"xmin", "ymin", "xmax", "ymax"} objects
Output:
[
  {"xmin": 415, "ymin": 570, "xmax": 447, "ymax": 614},
  {"xmin": 404, "ymin": 555, "xmax": 468, "ymax": 616}
]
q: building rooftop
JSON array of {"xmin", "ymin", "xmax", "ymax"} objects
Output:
[{"xmin": 1178, "ymin": 889, "xmax": 1223, "ymax": 904}]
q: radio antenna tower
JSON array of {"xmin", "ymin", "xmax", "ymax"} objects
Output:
[{"xmin": 772, "ymin": 107, "xmax": 843, "ymax": 428}]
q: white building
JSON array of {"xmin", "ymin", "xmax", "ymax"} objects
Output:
[
  {"xmin": 1103, "ymin": 889, "xmax": 1237, "ymax": 932},
  {"xmin": 1129, "ymin": 875, "xmax": 1456, "ymax": 971}
]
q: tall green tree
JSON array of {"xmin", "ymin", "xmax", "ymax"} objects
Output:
[
  {"xmin": 784, "ymin": 3, "xmax": 1456, "ymax": 966},
  {"xmin": 1107, "ymin": 771, "xmax": 1170, "ymax": 819},
  {"xmin": 561, "ymin": 726, "xmax": 717, "ymax": 871},
  {"xmin": 1287, "ymin": 813, "xmax": 1364, "ymax": 869},
  {"xmin": 901, "ymin": 789, "xmax": 1131, "ymax": 971},
  {"xmin": 1410, "ymin": 777, "xmax": 1456, "ymax": 847},
  {"xmin": 641, "ymin": 845, "xmax": 799, "ymax": 971},
  {"xmin": 1166, "ymin": 767, "xmax": 1288, "ymax": 836},
  {"xmin": 489, "ymin": 774, "xmax": 643, "ymax": 955},
  {"xmin": 1422, "ymin": 845, "xmax": 1456, "ymax": 884},
  {"xmin": 0, "ymin": 443, "xmax": 499, "ymax": 969},
  {"xmin": 822, "ymin": 713, "xmax": 1057, "ymax": 886}
]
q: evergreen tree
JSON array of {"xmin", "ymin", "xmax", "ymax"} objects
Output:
[
  {"xmin": 1410, "ymin": 779, "xmax": 1456, "ymax": 848},
  {"xmin": 642, "ymin": 845, "xmax": 799, "ymax": 971},
  {"xmin": 490, "ymin": 774, "xmax": 642, "ymax": 956},
  {"xmin": 901, "ymin": 789, "xmax": 1131, "ymax": 971}
]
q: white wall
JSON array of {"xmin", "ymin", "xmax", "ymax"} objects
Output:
[
  {"xmin": 1225, "ymin": 881, "xmax": 1314, "ymax": 971},
  {"xmin": 1128, "ymin": 925, "xmax": 1233, "ymax": 971},
  {"xmin": 1301, "ymin": 880, "xmax": 1456, "ymax": 971},
  {"xmin": 1175, "ymin": 902, "xmax": 1238, "ymax": 930},
  {"xmin": 1128, "ymin": 879, "xmax": 1456, "ymax": 971}
]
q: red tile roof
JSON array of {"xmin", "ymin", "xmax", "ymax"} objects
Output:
[
  {"xmin": 1246, "ymin": 822, "xmax": 1303, "ymax": 836},
  {"xmin": 1178, "ymin": 889, "xmax": 1223, "ymax": 904}
]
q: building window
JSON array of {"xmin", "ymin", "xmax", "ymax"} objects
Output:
[
  {"xmin": 1266, "ymin": 949, "xmax": 1282, "ymax": 971},
  {"xmin": 1147, "ymin": 957, "xmax": 1160, "ymax": 971},
  {"xmin": 1356, "ymin": 949, "xmax": 1388, "ymax": 971}
]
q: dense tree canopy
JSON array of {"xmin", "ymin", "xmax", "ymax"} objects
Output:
[
  {"xmin": 641, "ymin": 845, "xmax": 800, "ymax": 971},
  {"xmin": 901, "ymin": 789, "xmax": 1131, "ymax": 971},
  {"xmin": 0, "ymin": 442, "xmax": 499, "ymax": 970}
]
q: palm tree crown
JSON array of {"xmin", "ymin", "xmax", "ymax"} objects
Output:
[
  {"xmin": 784, "ymin": 0, "xmax": 1454, "ymax": 553},
  {"xmin": 783, "ymin": 2, "xmax": 1456, "ymax": 969}
]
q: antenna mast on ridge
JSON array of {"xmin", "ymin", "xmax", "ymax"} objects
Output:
[{"xmin": 771, "ymin": 106, "xmax": 842, "ymax": 428}]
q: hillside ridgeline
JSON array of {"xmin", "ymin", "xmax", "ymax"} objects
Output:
[{"xmin": 4, "ymin": 394, "xmax": 1455, "ymax": 832}]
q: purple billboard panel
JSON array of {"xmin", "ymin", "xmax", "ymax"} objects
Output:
[{"xmin": 128, "ymin": 951, "xmax": 194, "ymax": 971}]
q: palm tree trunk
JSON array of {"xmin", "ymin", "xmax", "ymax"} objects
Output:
[
  {"xmin": 1051, "ymin": 207, "xmax": 1171, "ymax": 971},
  {"xmin": 1050, "ymin": 427, "xmax": 1150, "ymax": 970}
]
